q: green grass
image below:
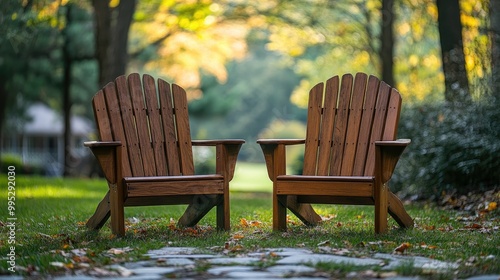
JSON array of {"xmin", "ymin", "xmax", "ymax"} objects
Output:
[
  {"xmin": 230, "ymin": 162, "xmax": 272, "ymax": 192},
  {"xmin": 0, "ymin": 164, "xmax": 498, "ymax": 278}
]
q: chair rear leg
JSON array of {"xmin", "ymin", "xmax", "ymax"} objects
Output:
[
  {"xmin": 179, "ymin": 194, "xmax": 221, "ymax": 228},
  {"xmin": 86, "ymin": 191, "xmax": 111, "ymax": 230},
  {"xmin": 388, "ymin": 191, "xmax": 414, "ymax": 229},
  {"xmin": 286, "ymin": 195, "xmax": 322, "ymax": 226}
]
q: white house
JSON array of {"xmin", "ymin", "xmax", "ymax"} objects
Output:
[{"xmin": 1, "ymin": 103, "xmax": 94, "ymax": 176}]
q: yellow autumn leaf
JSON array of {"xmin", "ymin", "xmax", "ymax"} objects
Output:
[
  {"xmin": 232, "ymin": 233, "xmax": 245, "ymax": 240},
  {"xmin": 240, "ymin": 218, "xmax": 249, "ymax": 227},
  {"xmin": 487, "ymin": 202, "xmax": 497, "ymax": 211}
]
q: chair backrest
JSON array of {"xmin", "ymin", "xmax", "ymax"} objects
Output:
[
  {"xmin": 91, "ymin": 73, "xmax": 194, "ymax": 177},
  {"xmin": 303, "ymin": 73, "xmax": 402, "ymax": 176}
]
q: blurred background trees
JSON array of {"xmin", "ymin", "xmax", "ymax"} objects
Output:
[{"xmin": 0, "ymin": 0, "xmax": 498, "ymax": 197}]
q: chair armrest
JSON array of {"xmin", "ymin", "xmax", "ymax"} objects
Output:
[
  {"xmin": 192, "ymin": 139, "xmax": 245, "ymax": 181},
  {"xmin": 374, "ymin": 139, "xmax": 411, "ymax": 147},
  {"xmin": 84, "ymin": 141, "xmax": 122, "ymax": 183},
  {"xmin": 375, "ymin": 139, "xmax": 411, "ymax": 183},
  {"xmin": 257, "ymin": 139, "xmax": 305, "ymax": 180},
  {"xmin": 84, "ymin": 141, "xmax": 122, "ymax": 148},
  {"xmin": 192, "ymin": 139, "xmax": 245, "ymax": 146},
  {"xmin": 257, "ymin": 139, "xmax": 305, "ymax": 145}
]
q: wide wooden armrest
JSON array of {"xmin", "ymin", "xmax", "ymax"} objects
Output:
[
  {"xmin": 192, "ymin": 139, "xmax": 245, "ymax": 181},
  {"xmin": 84, "ymin": 141, "xmax": 122, "ymax": 148},
  {"xmin": 257, "ymin": 139, "xmax": 305, "ymax": 180},
  {"xmin": 257, "ymin": 139, "xmax": 305, "ymax": 145},
  {"xmin": 375, "ymin": 139, "xmax": 411, "ymax": 183},
  {"xmin": 374, "ymin": 139, "xmax": 411, "ymax": 147},
  {"xmin": 192, "ymin": 139, "xmax": 245, "ymax": 146},
  {"xmin": 84, "ymin": 141, "xmax": 122, "ymax": 184}
]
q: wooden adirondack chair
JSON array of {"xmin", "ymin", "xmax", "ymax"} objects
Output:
[
  {"xmin": 84, "ymin": 73, "xmax": 244, "ymax": 236},
  {"xmin": 257, "ymin": 73, "xmax": 413, "ymax": 233}
]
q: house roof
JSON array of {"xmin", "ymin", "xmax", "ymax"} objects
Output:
[{"xmin": 23, "ymin": 103, "xmax": 93, "ymax": 136}]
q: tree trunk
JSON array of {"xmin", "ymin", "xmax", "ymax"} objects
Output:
[
  {"xmin": 491, "ymin": 0, "xmax": 500, "ymax": 98},
  {"xmin": 92, "ymin": 0, "xmax": 113, "ymax": 88},
  {"xmin": 63, "ymin": 4, "xmax": 73, "ymax": 176},
  {"xmin": 380, "ymin": 0, "xmax": 395, "ymax": 86},
  {"xmin": 92, "ymin": 0, "xmax": 137, "ymax": 87},
  {"xmin": 0, "ymin": 78, "xmax": 8, "ymax": 160},
  {"xmin": 436, "ymin": 0, "xmax": 471, "ymax": 103}
]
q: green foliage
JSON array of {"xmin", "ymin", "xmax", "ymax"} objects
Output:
[
  {"xmin": 189, "ymin": 30, "xmax": 304, "ymax": 161},
  {"xmin": 193, "ymin": 146, "xmax": 216, "ymax": 175},
  {"xmin": 0, "ymin": 154, "xmax": 23, "ymax": 171},
  {"xmin": 393, "ymin": 96, "xmax": 500, "ymax": 197},
  {"xmin": 258, "ymin": 119, "xmax": 306, "ymax": 174},
  {"xmin": 0, "ymin": 153, "xmax": 43, "ymax": 175}
]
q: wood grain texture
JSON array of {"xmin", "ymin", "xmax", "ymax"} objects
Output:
[
  {"xmin": 257, "ymin": 72, "xmax": 412, "ymax": 234},
  {"xmin": 85, "ymin": 73, "xmax": 244, "ymax": 236}
]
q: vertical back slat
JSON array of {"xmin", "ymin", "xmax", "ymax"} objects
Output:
[
  {"xmin": 158, "ymin": 79, "xmax": 181, "ymax": 175},
  {"xmin": 316, "ymin": 76, "xmax": 339, "ymax": 175},
  {"xmin": 102, "ymin": 82, "xmax": 133, "ymax": 177},
  {"xmin": 382, "ymin": 88, "xmax": 402, "ymax": 140},
  {"xmin": 143, "ymin": 74, "xmax": 168, "ymax": 176},
  {"xmin": 172, "ymin": 84, "xmax": 195, "ymax": 175},
  {"xmin": 115, "ymin": 76, "xmax": 144, "ymax": 177},
  {"xmin": 352, "ymin": 75, "xmax": 379, "ymax": 175},
  {"xmin": 340, "ymin": 73, "xmax": 367, "ymax": 176},
  {"xmin": 128, "ymin": 73, "xmax": 156, "ymax": 176},
  {"xmin": 92, "ymin": 90, "xmax": 113, "ymax": 141},
  {"xmin": 329, "ymin": 74, "xmax": 353, "ymax": 176},
  {"xmin": 302, "ymin": 82, "xmax": 324, "ymax": 175},
  {"xmin": 364, "ymin": 81, "xmax": 391, "ymax": 176}
]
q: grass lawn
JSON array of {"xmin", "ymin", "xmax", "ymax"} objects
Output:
[{"xmin": 0, "ymin": 162, "xmax": 498, "ymax": 278}]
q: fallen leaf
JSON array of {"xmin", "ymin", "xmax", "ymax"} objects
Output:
[
  {"xmin": 317, "ymin": 240, "xmax": 331, "ymax": 247},
  {"xmin": 465, "ymin": 223, "xmax": 482, "ymax": 229},
  {"xmin": 394, "ymin": 242, "xmax": 411, "ymax": 254},
  {"xmin": 232, "ymin": 233, "xmax": 245, "ymax": 240},
  {"xmin": 250, "ymin": 220, "xmax": 262, "ymax": 227},
  {"xmin": 487, "ymin": 202, "xmax": 497, "ymax": 211},
  {"xmin": 240, "ymin": 218, "xmax": 249, "ymax": 227},
  {"xmin": 107, "ymin": 247, "xmax": 132, "ymax": 255},
  {"xmin": 50, "ymin": 262, "xmax": 65, "ymax": 268},
  {"xmin": 321, "ymin": 214, "xmax": 337, "ymax": 221}
]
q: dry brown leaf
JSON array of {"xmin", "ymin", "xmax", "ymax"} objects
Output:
[
  {"xmin": 232, "ymin": 233, "xmax": 245, "ymax": 240},
  {"xmin": 465, "ymin": 223, "xmax": 482, "ymax": 229},
  {"xmin": 394, "ymin": 242, "xmax": 411, "ymax": 254},
  {"xmin": 240, "ymin": 218, "xmax": 249, "ymax": 227}
]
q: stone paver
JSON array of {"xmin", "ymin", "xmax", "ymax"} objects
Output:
[{"xmin": 2, "ymin": 247, "xmax": 498, "ymax": 279}]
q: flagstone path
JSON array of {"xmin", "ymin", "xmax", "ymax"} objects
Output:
[{"xmin": 2, "ymin": 247, "xmax": 498, "ymax": 279}]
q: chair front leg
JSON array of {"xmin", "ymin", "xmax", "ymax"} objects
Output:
[
  {"xmin": 109, "ymin": 181, "xmax": 126, "ymax": 236},
  {"xmin": 216, "ymin": 185, "xmax": 230, "ymax": 231},
  {"xmin": 274, "ymin": 194, "xmax": 288, "ymax": 231},
  {"xmin": 374, "ymin": 181, "xmax": 388, "ymax": 234}
]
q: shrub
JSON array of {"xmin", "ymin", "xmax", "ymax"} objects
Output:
[
  {"xmin": 0, "ymin": 153, "xmax": 23, "ymax": 171},
  {"xmin": 193, "ymin": 146, "xmax": 216, "ymax": 175},
  {"xmin": 259, "ymin": 119, "xmax": 306, "ymax": 173},
  {"xmin": 0, "ymin": 153, "xmax": 43, "ymax": 175},
  {"xmin": 393, "ymin": 96, "xmax": 500, "ymax": 198}
]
